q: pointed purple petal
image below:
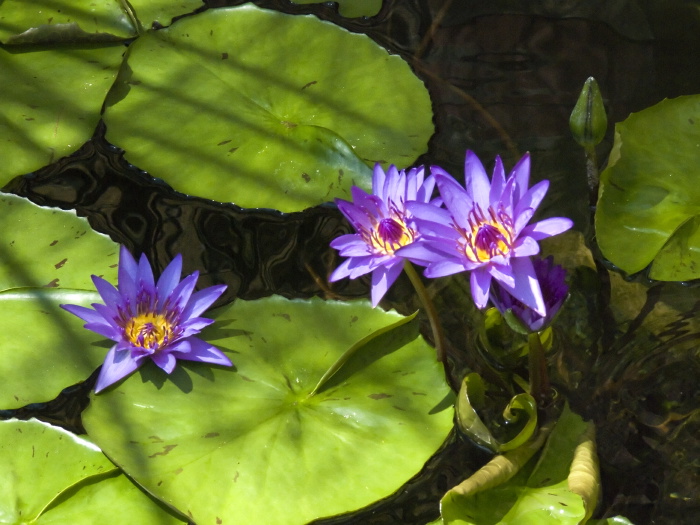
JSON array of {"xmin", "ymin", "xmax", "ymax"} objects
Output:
[
  {"xmin": 512, "ymin": 235, "xmax": 540, "ymax": 257},
  {"xmin": 370, "ymin": 262, "xmax": 404, "ymax": 307},
  {"xmin": 489, "ymin": 156, "xmax": 506, "ymax": 204},
  {"xmin": 94, "ymin": 346, "xmax": 143, "ymax": 393},
  {"xmin": 470, "ymin": 268, "xmax": 492, "ymax": 309},
  {"xmin": 137, "ymin": 252, "xmax": 155, "ymax": 290},
  {"xmin": 396, "ymin": 242, "xmax": 454, "ymax": 265},
  {"xmin": 406, "ymin": 201, "xmax": 453, "ymax": 225},
  {"xmin": 424, "ymin": 259, "xmax": 472, "ymax": 278},
  {"xmin": 330, "ymin": 235, "xmax": 372, "ymax": 257},
  {"xmin": 171, "ymin": 338, "xmax": 233, "ymax": 367},
  {"xmin": 117, "ymin": 246, "xmax": 139, "ymax": 304},
  {"xmin": 521, "ymin": 217, "xmax": 574, "ymax": 240},
  {"xmin": 509, "ymin": 153, "xmax": 531, "ymax": 203},
  {"xmin": 488, "ymin": 263, "xmax": 515, "ymax": 288},
  {"xmin": 178, "ymin": 317, "xmax": 215, "ymax": 338},
  {"xmin": 157, "ymin": 254, "xmax": 183, "ymax": 305},
  {"xmin": 329, "ymin": 256, "xmax": 373, "ymax": 282},
  {"xmin": 182, "ymin": 285, "xmax": 226, "ymax": 319},
  {"xmin": 513, "ymin": 180, "xmax": 549, "ymax": 231},
  {"xmin": 435, "ymin": 174, "xmax": 472, "ymax": 228},
  {"xmin": 416, "ymin": 173, "xmax": 435, "ymax": 203},
  {"xmin": 384, "ymin": 165, "xmax": 402, "ymax": 204},
  {"xmin": 60, "ymin": 303, "xmax": 103, "ymax": 325},
  {"xmin": 497, "ymin": 257, "xmax": 546, "ymax": 316},
  {"xmin": 92, "ymin": 276, "xmax": 121, "ymax": 308},
  {"xmin": 464, "ymin": 151, "xmax": 491, "ymax": 206},
  {"xmin": 372, "ymin": 164, "xmax": 387, "ymax": 199},
  {"xmin": 151, "ymin": 351, "xmax": 177, "ymax": 374},
  {"xmin": 168, "ymin": 272, "xmax": 198, "ymax": 310}
]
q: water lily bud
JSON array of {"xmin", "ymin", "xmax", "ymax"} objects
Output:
[{"xmin": 569, "ymin": 77, "xmax": 607, "ymax": 148}]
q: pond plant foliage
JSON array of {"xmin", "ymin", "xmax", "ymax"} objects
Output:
[{"xmin": 1, "ymin": 0, "xmax": 698, "ymax": 524}]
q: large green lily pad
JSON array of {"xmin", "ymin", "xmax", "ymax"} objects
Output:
[
  {"xmin": 596, "ymin": 95, "xmax": 700, "ymax": 280},
  {"xmin": 102, "ymin": 5, "xmax": 434, "ymax": 211},
  {"xmin": 83, "ymin": 297, "xmax": 453, "ymax": 525},
  {"xmin": 0, "ymin": 419, "xmax": 186, "ymax": 524},
  {"xmin": 0, "ymin": 193, "xmax": 118, "ymax": 292},
  {"xmin": 0, "ymin": 45, "xmax": 124, "ymax": 184},
  {"xmin": 0, "ymin": 289, "xmax": 111, "ymax": 409}
]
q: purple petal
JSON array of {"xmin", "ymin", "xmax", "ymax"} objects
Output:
[
  {"xmin": 416, "ymin": 173, "xmax": 435, "ymax": 203},
  {"xmin": 370, "ymin": 261, "xmax": 404, "ymax": 307},
  {"xmin": 136, "ymin": 252, "xmax": 155, "ymax": 290},
  {"xmin": 178, "ymin": 317, "xmax": 215, "ymax": 338},
  {"xmin": 171, "ymin": 338, "xmax": 233, "ymax": 367},
  {"xmin": 488, "ymin": 263, "xmax": 516, "ymax": 289},
  {"xmin": 512, "ymin": 235, "xmax": 540, "ymax": 257},
  {"xmin": 372, "ymin": 164, "xmax": 387, "ymax": 199},
  {"xmin": 470, "ymin": 268, "xmax": 492, "ymax": 309},
  {"xmin": 157, "ymin": 254, "xmax": 183, "ymax": 305},
  {"xmin": 509, "ymin": 153, "xmax": 531, "ymax": 203},
  {"xmin": 168, "ymin": 272, "xmax": 198, "ymax": 310},
  {"xmin": 406, "ymin": 201, "xmax": 453, "ymax": 225},
  {"xmin": 520, "ymin": 217, "xmax": 573, "ymax": 240},
  {"xmin": 117, "ymin": 246, "xmax": 139, "ymax": 304},
  {"xmin": 405, "ymin": 167, "xmax": 420, "ymax": 201},
  {"xmin": 182, "ymin": 285, "xmax": 226, "ymax": 320},
  {"xmin": 329, "ymin": 256, "xmax": 373, "ymax": 282},
  {"xmin": 91, "ymin": 276, "xmax": 121, "ymax": 308},
  {"xmin": 497, "ymin": 257, "xmax": 545, "ymax": 316},
  {"xmin": 60, "ymin": 303, "xmax": 105, "ymax": 325},
  {"xmin": 396, "ymin": 242, "xmax": 456, "ymax": 265},
  {"xmin": 336, "ymin": 199, "xmax": 372, "ymax": 232},
  {"xmin": 411, "ymin": 217, "xmax": 460, "ymax": 240},
  {"xmin": 94, "ymin": 346, "xmax": 144, "ymax": 393},
  {"xmin": 513, "ymin": 180, "xmax": 549, "ymax": 231},
  {"xmin": 83, "ymin": 321, "xmax": 121, "ymax": 340},
  {"xmin": 489, "ymin": 156, "xmax": 506, "ymax": 204},
  {"xmin": 464, "ymin": 151, "xmax": 491, "ymax": 206},
  {"xmin": 330, "ymin": 235, "xmax": 372, "ymax": 257},
  {"xmin": 435, "ymin": 175, "xmax": 473, "ymax": 228},
  {"xmin": 151, "ymin": 351, "xmax": 177, "ymax": 374},
  {"xmin": 424, "ymin": 259, "xmax": 472, "ymax": 278},
  {"xmin": 384, "ymin": 165, "xmax": 402, "ymax": 204}
]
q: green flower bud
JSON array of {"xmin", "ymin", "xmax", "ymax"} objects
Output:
[{"xmin": 570, "ymin": 77, "xmax": 607, "ymax": 148}]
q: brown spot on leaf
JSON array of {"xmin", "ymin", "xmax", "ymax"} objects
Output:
[
  {"xmin": 149, "ymin": 444, "xmax": 177, "ymax": 458},
  {"xmin": 228, "ymin": 147, "xmax": 238, "ymax": 154},
  {"xmin": 174, "ymin": 468, "xmax": 184, "ymax": 475},
  {"xmin": 217, "ymin": 139, "xmax": 231, "ymax": 146},
  {"xmin": 157, "ymin": 480, "xmax": 163, "ymax": 486},
  {"xmin": 301, "ymin": 172, "xmax": 311, "ymax": 183},
  {"xmin": 240, "ymin": 375, "xmax": 255, "ymax": 382},
  {"xmin": 393, "ymin": 405, "xmax": 406, "ymax": 411},
  {"xmin": 149, "ymin": 435, "xmax": 164, "ymax": 443},
  {"xmin": 217, "ymin": 518, "xmax": 223, "ymax": 524},
  {"xmin": 273, "ymin": 313, "xmax": 291, "ymax": 322},
  {"xmin": 281, "ymin": 120, "xmax": 297, "ymax": 128},
  {"xmin": 301, "ymin": 80, "xmax": 317, "ymax": 90},
  {"xmin": 412, "ymin": 391, "xmax": 427, "ymax": 396},
  {"xmin": 54, "ymin": 258, "xmax": 67, "ymax": 269},
  {"xmin": 349, "ymin": 315, "xmax": 358, "ymax": 324},
  {"xmin": 368, "ymin": 393, "xmax": 392, "ymax": 400},
  {"xmin": 204, "ymin": 432, "xmax": 219, "ymax": 438},
  {"xmin": 221, "ymin": 52, "xmax": 228, "ymax": 60},
  {"xmin": 234, "ymin": 471, "xmax": 240, "ymax": 482},
  {"xmin": 49, "ymin": 240, "xmax": 59, "ymax": 246},
  {"xmin": 44, "ymin": 279, "xmax": 59, "ymax": 288}
]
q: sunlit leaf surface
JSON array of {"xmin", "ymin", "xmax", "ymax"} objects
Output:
[
  {"xmin": 596, "ymin": 95, "xmax": 700, "ymax": 280},
  {"xmin": 0, "ymin": 289, "xmax": 109, "ymax": 409},
  {"xmin": 0, "ymin": 46, "xmax": 124, "ymax": 184},
  {"xmin": 0, "ymin": 194, "xmax": 118, "ymax": 292},
  {"xmin": 102, "ymin": 5, "xmax": 434, "ymax": 211},
  {"xmin": 0, "ymin": 419, "xmax": 186, "ymax": 524},
  {"xmin": 83, "ymin": 297, "xmax": 453, "ymax": 525},
  {"xmin": 0, "ymin": 0, "xmax": 135, "ymax": 43}
]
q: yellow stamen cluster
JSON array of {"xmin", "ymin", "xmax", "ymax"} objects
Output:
[
  {"xmin": 124, "ymin": 312, "xmax": 173, "ymax": 350},
  {"xmin": 368, "ymin": 217, "xmax": 416, "ymax": 256}
]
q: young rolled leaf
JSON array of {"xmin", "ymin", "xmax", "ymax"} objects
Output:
[{"xmin": 568, "ymin": 421, "xmax": 600, "ymax": 523}]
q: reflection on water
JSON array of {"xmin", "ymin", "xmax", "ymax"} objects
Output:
[{"xmin": 4, "ymin": 0, "xmax": 700, "ymax": 523}]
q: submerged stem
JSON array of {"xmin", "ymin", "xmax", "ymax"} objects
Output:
[
  {"xmin": 528, "ymin": 331, "xmax": 551, "ymax": 408},
  {"xmin": 403, "ymin": 261, "xmax": 447, "ymax": 366}
]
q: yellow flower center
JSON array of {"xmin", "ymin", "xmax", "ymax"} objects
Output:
[
  {"xmin": 124, "ymin": 312, "xmax": 174, "ymax": 350},
  {"xmin": 462, "ymin": 206, "xmax": 514, "ymax": 263},
  {"xmin": 369, "ymin": 217, "xmax": 415, "ymax": 255}
]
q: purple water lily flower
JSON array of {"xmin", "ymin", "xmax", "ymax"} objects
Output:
[
  {"xmin": 61, "ymin": 246, "xmax": 231, "ymax": 393},
  {"xmin": 398, "ymin": 151, "xmax": 572, "ymax": 315},
  {"xmin": 490, "ymin": 255, "xmax": 569, "ymax": 333},
  {"xmin": 329, "ymin": 163, "xmax": 436, "ymax": 306}
]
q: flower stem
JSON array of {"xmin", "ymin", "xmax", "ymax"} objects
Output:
[
  {"xmin": 585, "ymin": 145, "xmax": 599, "ymax": 206},
  {"xmin": 403, "ymin": 261, "xmax": 447, "ymax": 366},
  {"xmin": 528, "ymin": 331, "xmax": 551, "ymax": 408}
]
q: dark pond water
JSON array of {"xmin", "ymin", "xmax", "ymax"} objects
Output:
[{"xmin": 4, "ymin": 0, "xmax": 700, "ymax": 523}]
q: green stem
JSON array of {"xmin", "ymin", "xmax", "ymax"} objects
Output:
[
  {"xmin": 585, "ymin": 145, "xmax": 599, "ymax": 206},
  {"xmin": 403, "ymin": 261, "xmax": 446, "ymax": 366},
  {"xmin": 528, "ymin": 332, "xmax": 550, "ymax": 408}
]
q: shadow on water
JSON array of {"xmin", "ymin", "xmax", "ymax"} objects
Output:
[{"xmin": 3, "ymin": 0, "xmax": 700, "ymax": 523}]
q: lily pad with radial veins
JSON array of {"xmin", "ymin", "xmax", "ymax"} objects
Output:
[
  {"xmin": 102, "ymin": 4, "xmax": 434, "ymax": 211},
  {"xmin": 83, "ymin": 296, "xmax": 454, "ymax": 525}
]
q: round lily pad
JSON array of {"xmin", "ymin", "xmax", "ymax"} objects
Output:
[
  {"xmin": 0, "ymin": 288, "xmax": 110, "ymax": 409},
  {"xmin": 596, "ymin": 95, "xmax": 700, "ymax": 280},
  {"xmin": 83, "ymin": 297, "xmax": 454, "ymax": 525},
  {"xmin": 102, "ymin": 5, "xmax": 434, "ymax": 211},
  {"xmin": 0, "ymin": 45, "xmax": 124, "ymax": 184},
  {"xmin": 0, "ymin": 193, "xmax": 119, "ymax": 292}
]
